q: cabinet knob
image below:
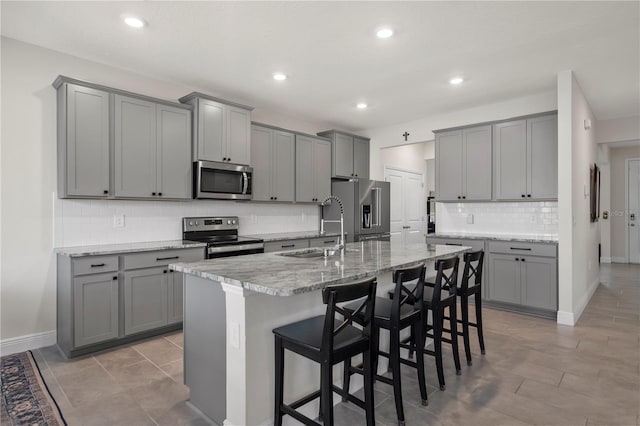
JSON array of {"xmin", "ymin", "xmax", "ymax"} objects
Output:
[
  {"xmin": 521, "ymin": 194, "xmax": 525, "ymax": 198},
  {"xmin": 227, "ymin": 158, "xmax": 231, "ymax": 162},
  {"xmin": 222, "ymin": 157, "xmax": 227, "ymax": 161},
  {"xmin": 112, "ymin": 276, "xmax": 118, "ymax": 280},
  {"xmin": 457, "ymin": 196, "xmax": 461, "ymax": 199},
  {"xmin": 355, "ymin": 174, "xmax": 358, "ymax": 177},
  {"xmin": 274, "ymin": 197, "xmax": 277, "ymax": 200},
  {"xmin": 103, "ymin": 190, "xmax": 109, "ymax": 195},
  {"xmin": 163, "ymin": 270, "xmax": 168, "ymax": 274},
  {"xmin": 527, "ymin": 194, "xmax": 531, "ymax": 198},
  {"xmin": 515, "ymin": 258, "xmax": 519, "ymax": 261},
  {"xmin": 462, "ymin": 196, "xmax": 466, "ymax": 199},
  {"xmin": 521, "ymin": 258, "xmax": 525, "ymax": 262},
  {"xmin": 158, "ymin": 192, "xmax": 162, "ymax": 196},
  {"xmin": 152, "ymin": 192, "xmax": 156, "ymax": 196}
]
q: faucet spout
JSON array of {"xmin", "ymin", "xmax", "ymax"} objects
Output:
[{"xmin": 320, "ymin": 196, "xmax": 345, "ymax": 250}]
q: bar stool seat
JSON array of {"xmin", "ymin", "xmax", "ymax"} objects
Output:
[{"xmin": 346, "ymin": 297, "xmax": 418, "ymax": 327}]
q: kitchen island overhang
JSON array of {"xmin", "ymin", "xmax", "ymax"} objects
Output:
[{"xmin": 171, "ymin": 241, "xmax": 471, "ymax": 426}]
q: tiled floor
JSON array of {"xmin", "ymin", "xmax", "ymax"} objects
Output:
[{"xmin": 36, "ymin": 263, "xmax": 639, "ymax": 425}]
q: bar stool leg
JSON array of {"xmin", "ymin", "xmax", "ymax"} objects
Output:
[
  {"xmin": 461, "ymin": 295, "xmax": 472, "ymax": 365},
  {"xmin": 389, "ymin": 328, "xmax": 405, "ymax": 425},
  {"xmin": 372, "ymin": 326, "xmax": 380, "ymax": 379},
  {"xmin": 362, "ymin": 348, "xmax": 375, "ymax": 426},
  {"xmin": 321, "ymin": 362, "xmax": 334, "ymax": 426},
  {"xmin": 432, "ymin": 308, "xmax": 446, "ymax": 391},
  {"xmin": 342, "ymin": 357, "xmax": 351, "ymax": 402},
  {"xmin": 475, "ymin": 294, "xmax": 486, "ymax": 355},
  {"xmin": 413, "ymin": 322, "xmax": 428, "ymax": 406},
  {"xmin": 274, "ymin": 336, "xmax": 284, "ymax": 426},
  {"xmin": 450, "ymin": 303, "xmax": 462, "ymax": 375}
]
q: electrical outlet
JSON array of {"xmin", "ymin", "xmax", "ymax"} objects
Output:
[
  {"xmin": 466, "ymin": 214, "xmax": 474, "ymax": 224},
  {"xmin": 530, "ymin": 215, "xmax": 537, "ymax": 224},
  {"xmin": 229, "ymin": 321, "xmax": 240, "ymax": 349},
  {"xmin": 113, "ymin": 215, "xmax": 125, "ymax": 228},
  {"xmin": 301, "ymin": 212, "xmax": 306, "ymax": 222},
  {"xmin": 251, "ymin": 214, "xmax": 258, "ymax": 224}
]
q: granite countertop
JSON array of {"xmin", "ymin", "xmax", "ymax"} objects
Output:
[
  {"xmin": 56, "ymin": 240, "xmax": 207, "ymax": 257},
  {"xmin": 171, "ymin": 241, "xmax": 470, "ymax": 296},
  {"xmin": 429, "ymin": 232, "xmax": 558, "ymax": 244},
  {"xmin": 244, "ymin": 230, "xmax": 340, "ymax": 242}
]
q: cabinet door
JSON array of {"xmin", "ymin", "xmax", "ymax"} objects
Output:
[
  {"xmin": 353, "ymin": 137, "xmax": 370, "ymax": 179},
  {"xmin": 463, "ymin": 125, "xmax": 492, "ymax": 200},
  {"xmin": 333, "ymin": 133, "xmax": 354, "ymax": 178},
  {"xmin": 73, "ymin": 273, "xmax": 119, "ymax": 347},
  {"xmin": 250, "ymin": 125, "xmax": 273, "ymax": 201},
  {"xmin": 295, "ymin": 136, "xmax": 315, "ymax": 202},
  {"xmin": 435, "ymin": 130, "xmax": 463, "ymax": 201},
  {"xmin": 493, "ymin": 120, "xmax": 527, "ymax": 200},
  {"xmin": 521, "ymin": 256, "xmax": 557, "ymax": 310},
  {"xmin": 272, "ymin": 130, "xmax": 296, "ymax": 202},
  {"xmin": 167, "ymin": 271, "xmax": 184, "ymax": 324},
  {"xmin": 198, "ymin": 99, "xmax": 226, "ymax": 162},
  {"xmin": 64, "ymin": 84, "xmax": 110, "ymax": 197},
  {"xmin": 157, "ymin": 105, "xmax": 192, "ymax": 199},
  {"xmin": 313, "ymin": 139, "xmax": 332, "ymax": 202},
  {"xmin": 226, "ymin": 106, "xmax": 251, "ymax": 165},
  {"xmin": 527, "ymin": 115, "xmax": 558, "ymax": 200},
  {"xmin": 114, "ymin": 95, "xmax": 157, "ymax": 198},
  {"xmin": 124, "ymin": 267, "xmax": 168, "ymax": 335},
  {"xmin": 488, "ymin": 254, "xmax": 521, "ymax": 305}
]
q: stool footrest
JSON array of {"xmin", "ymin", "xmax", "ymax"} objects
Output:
[
  {"xmin": 331, "ymin": 385, "xmax": 365, "ymax": 410},
  {"xmin": 280, "ymin": 404, "xmax": 321, "ymax": 426},
  {"xmin": 289, "ymin": 389, "xmax": 321, "ymax": 410}
]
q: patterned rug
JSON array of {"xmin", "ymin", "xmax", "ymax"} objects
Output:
[{"xmin": 1, "ymin": 351, "xmax": 66, "ymax": 425}]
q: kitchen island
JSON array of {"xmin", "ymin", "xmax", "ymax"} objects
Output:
[{"xmin": 171, "ymin": 241, "xmax": 470, "ymax": 426}]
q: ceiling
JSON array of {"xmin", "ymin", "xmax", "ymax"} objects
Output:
[{"xmin": 2, "ymin": 1, "xmax": 639, "ymax": 131}]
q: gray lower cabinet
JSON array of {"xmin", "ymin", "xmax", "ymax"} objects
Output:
[
  {"xmin": 124, "ymin": 267, "xmax": 168, "ymax": 335},
  {"xmin": 167, "ymin": 270, "xmax": 184, "ymax": 324},
  {"xmin": 488, "ymin": 254, "xmax": 522, "ymax": 304},
  {"xmin": 317, "ymin": 130, "xmax": 370, "ymax": 179},
  {"xmin": 250, "ymin": 125, "xmax": 295, "ymax": 202},
  {"xmin": 521, "ymin": 256, "xmax": 557, "ymax": 310},
  {"xmin": 57, "ymin": 83, "xmax": 110, "ymax": 198},
  {"xmin": 295, "ymin": 135, "xmax": 331, "ymax": 203},
  {"xmin": 309, "ymin": 236, "xmax": 340, "ymax": 248},
  {"xmin": 264, "ymin": 238, "xmax": 310, "ymax": 253},
  {"xmin": 73, "ymin": 272, "xmax": 119, "ymax": 347}
]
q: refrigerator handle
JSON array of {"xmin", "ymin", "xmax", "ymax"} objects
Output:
[{"xmin": 372, "ymin": 188, "xmax": 380, "ymax": 227}]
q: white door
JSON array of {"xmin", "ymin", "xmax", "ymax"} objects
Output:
[
  {"xmin": 628, "ymin": 159, "xmax": 640, "ymax": 263},
  {"xmin": 385, "ymin": 168, "xmax": 425, "ymax": 245}
]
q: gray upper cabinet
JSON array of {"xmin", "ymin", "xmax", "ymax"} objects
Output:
[
  {"xmin": 53, "ymin": 76, "xmax": 192, "ymax": 201},
  {"xmin": 124, "ymin": 267, "xmax": 168, "ymax": 336},
  {"xmin": 114, "ymin": 95, "xmax": 158, "ymax": 198},
  {"xmin": 435, "ymin": 125, "xmax": 491, "ymax": 201},
  {"xmin": 73, "ymin": 272, "xmax": 119, "ymax": 347},
  {"xmin": 57, "ymin": 83, "xmax": 110, "ymax": 198},
  {"xmin": 179, "ymin": 93, "xmax": 253, "ymax": 165},
  {"xmin": 157, "ymin": 105, "xmax": 192, "ymax": 199},
  {"xmin": 494, "ymin": 114, "xmax": 557, "ymax": 201},
  {"xmin": 527, "ymin": 115, "xmax": 558, "ymax": 199},
  {"xmin": 317, "ymin": 130, "xmax": 370, "ymax": 179},
  {"xmin": 250, "ymin": 125, "xmax": 295, "ymax": 202},
  {"xmin": 296, "ymin": 135, "xmax": 331, "ymax": 203}
]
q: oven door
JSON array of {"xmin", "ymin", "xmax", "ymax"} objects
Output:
[
  {"xmin": 206, "ymin": 243, "xmax": 264, "ymax": 259},
  {"xmin": 194, "ymin": 161, "xmax": 252, "ymax": 200}
]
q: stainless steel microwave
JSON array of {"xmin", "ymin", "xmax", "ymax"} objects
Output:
[{"xmin": 193, "ymin": 161, "xmax": 252, "ymax": 200}]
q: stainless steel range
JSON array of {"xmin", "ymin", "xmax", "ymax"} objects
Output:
[{"xmin": 182, "ymin": 216, "xmax": 264, "ymax": 259}]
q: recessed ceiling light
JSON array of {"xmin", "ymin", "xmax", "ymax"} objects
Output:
[
  {"xmin": 273, "ymin": 73, "xmax": 287, "ymax": 81},
  {"xmin": 376, "ymin": 28, "xmax": 394, "ymax": 39},
  {"xmin": 449, "ymin": 77, "xmax": 464, "ymax": 85},
  {"xmin": 356, "ymin": 103, "xmax": 368, "ymax": 109},
  {"xmin": 124, "ymin": 17, "xmax": 145, "ymax": 28}
]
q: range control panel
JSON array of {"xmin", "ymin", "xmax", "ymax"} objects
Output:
[{"xmin": 183, "ymin": 216, "xmax": 238, "ymax": 232}]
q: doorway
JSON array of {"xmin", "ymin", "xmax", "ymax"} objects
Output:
[
  {"xmin": 384, "ymin": 167, "xmax": 424, "ymax": 245},
  {"xmin": 627, "ymin": 159, "xmax": 640, "ymax": 263}
]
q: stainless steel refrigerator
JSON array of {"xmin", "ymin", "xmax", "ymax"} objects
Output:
[{"xmin": 322, "ymin": 179, "xmax": 391, "ymax": 242}]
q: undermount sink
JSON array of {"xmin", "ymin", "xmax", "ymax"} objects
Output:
[{"xmin": 277, "ymin": 247, "xmax": 359, "ymax": 259}]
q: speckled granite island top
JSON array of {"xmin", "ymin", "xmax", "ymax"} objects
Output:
[
  {"xmin": 430, "ymin": 232, "xmax": 558, "ymax": 244},
  {"xmin": 243, "ymin": 230, "xmax": 340, "ymax": 242},
  {"xmin": 171, "ymin": 241, "xmax": 470, "ymax": 296},
  {"xmin": 56, "ymin": 240, "xmax": 207, "ymax": 257}
]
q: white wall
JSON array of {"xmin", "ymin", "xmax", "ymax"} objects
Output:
[
  {"xmin": 0, "ymin": 37, "xmax": 326, "ymax": 347},
  {"xmin": 556, "ymin": 70, "xmax": 600, "ymax": 326},
  {"xmin": 361, "ymin": 90, "xmax": 557, "ymax": 180},
  {"xmin": 597, "ymin": 144, "xmax": 611, "ymax": 262},
  {"xmin": 609, "ymin": 145, "xmax": 640, "ymax": 260},
  {"xmin": 595, "ymin": 115, "xmax": 640, "ymax": 144}
]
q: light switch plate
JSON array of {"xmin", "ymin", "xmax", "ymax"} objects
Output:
[
  {"xmin": 466, "ymin": 214, "xmax": 474, "ymax": 224},
  {"xmin": 229, "ymin": 321, "xmax": 240, "ymax": 349},
  {"xmin": 113, "ymin": 215, "xmax": 125, "ymax": 228}
]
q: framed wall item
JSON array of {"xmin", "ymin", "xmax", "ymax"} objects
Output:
[{"xmin": 590, "ymin": 163, "xmax": 600, "ymax": 223}]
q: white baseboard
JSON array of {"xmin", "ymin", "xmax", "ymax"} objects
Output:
[
  {"xmin": 600, "ymin": 257, "xmax": 611, "ymax": 263},
  {"xmin": 0, "ymin": 330, "xmax": 56, "ymax": 356},
  {"xmin": 611, "ymin": 256, "xmax": 627, "ymax": 263},
  {"xmin": 556, "ymin": 277, "xmax": 600, "ymax": 326}
]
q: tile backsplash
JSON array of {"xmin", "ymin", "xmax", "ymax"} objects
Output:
[
  {"xmin": 54, "ymin": 198, "xmax": 320, "ymax": 247},
  {"xmin": 436, "ymin": 201, "xmax": 558, "ymax": 236}
]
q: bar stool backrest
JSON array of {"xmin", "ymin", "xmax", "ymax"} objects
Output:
[
  {"xmin": 433, "ymin": 256, "xmax": 460, "ymax": 304},
  {"xmin": 321, "ymin": 277, "xmax": 377, "ymax": 356},
  {"xmin": 391, "ymin": 263, "xmax": 427, "ymax": 321},
  {"xmin": 460, "ymin": 250, "xmax": 484, "ymax": 293}
]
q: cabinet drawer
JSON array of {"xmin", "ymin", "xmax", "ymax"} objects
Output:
[
  {"xmin": 488, "ymin": 241, "xmax": 556, "ymax": 257},
  {"xmin": 264, "ymin": 239, "xmax": 310, "ymax": 253},
  {"xmin": 123, "ymin": 248, "xmax": 205, "ymax": 270},
  {"xmin": 426, "ymin": 237, "xmax": 484, "ymax": 251},
  {"xmin": 309, "ymin": 236, "xmax": 340, "ymax": 248},
  {"xmin": 73, "ymin": 256, "xmax": 119, "ymax": 276}
]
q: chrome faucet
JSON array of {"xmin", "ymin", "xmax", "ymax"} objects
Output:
[{"xmin": 320, "ymin": 196, "xmax": 345, "ymax": 249}]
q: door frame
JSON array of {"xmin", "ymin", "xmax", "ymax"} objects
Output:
[
  {"xmin": 625, "ymin": 157, "xmax": 640, "ymax": 263},
  {"xmin": 383, "ymin": 166, "xmax": 426, "ymax": 241}
]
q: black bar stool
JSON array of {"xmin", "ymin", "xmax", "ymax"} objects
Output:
[
  {"xmin": 273, "ymin": 277, "xmax": 377, "ymax": 426},
  {"xmin": 455, "ymin": 250, "xmax": 486, "ymax": 365},
  {"xmin": 343, "ymin": 263, "xmax": 428, "ymax": 426}
]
